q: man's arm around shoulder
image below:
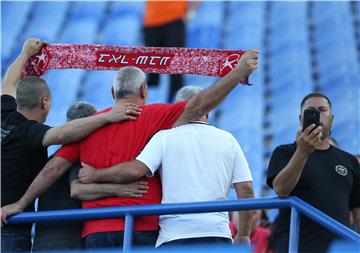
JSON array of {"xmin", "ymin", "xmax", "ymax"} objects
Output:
[
  {"xmin": 42, "ymin": 103, "xmax": 141, "ymax": 147},
  {"xmin": 78, "ymin": 160, "xmax": 150, "ymax": 184}
]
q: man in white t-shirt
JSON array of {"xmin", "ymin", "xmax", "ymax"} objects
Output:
[{"xmin": 78, "ymin": 86, "xmax": 255, "ymax": 247}]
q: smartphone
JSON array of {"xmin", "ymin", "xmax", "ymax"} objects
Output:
[{"xmin": 302, "ymin": 108, "xmax": 320, "ymax": 132}]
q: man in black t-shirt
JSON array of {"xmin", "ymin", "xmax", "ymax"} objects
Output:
[
  {"xmin": 1, "ymin": 38, "xmax": 142, "ymax": 253},
  {"xmin": 266, "ymin": 92, "xmax": 360, "ymax": 253}
]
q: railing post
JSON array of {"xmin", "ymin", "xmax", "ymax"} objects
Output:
[
  {"xmin": 123, "ymin": 214, "xmax": 134, "ymax": 252},
  {"xmin": 289, "ymin": 207, "xmax": 300, "ymax": 253}
]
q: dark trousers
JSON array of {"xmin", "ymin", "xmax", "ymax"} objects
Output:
[
  {"xmin": 274, "ymin": 231, "xmax": 332, "ymax": 253},
  {"xmin": 160, "ymin": 237, "xmax": 233, "ymax": 247},
  {"xmin": 32, "ymin": 228, "xmax": 84, "ymax": 251},
  {"xmin": 1, "ymin": 226, "xmax": 32, "ymax": 253},
  {"xmin": 85, "ymin": 230, "xmax": 158, "ymax": 249},
  {"xmin": 143, "ymin": 19, "xmax": 185, "ymax": 102},
  {"xmin": 32, "ymin": 170, "xmax": 83, "ymax": 252}
]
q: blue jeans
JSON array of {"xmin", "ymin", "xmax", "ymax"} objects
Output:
[
  {"xmin": 1, "ymin": 226, "xmax": 31, "ymax": 253},
  {"xmin": 85, "ymin": 231, "xmax": 158, "ymax": 249}
]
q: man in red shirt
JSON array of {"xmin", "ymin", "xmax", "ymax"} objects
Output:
[{"xmin": 1, "ymin": 49, "xmax": 258, "ymax": 248}]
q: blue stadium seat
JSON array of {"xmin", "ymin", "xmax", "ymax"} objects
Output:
[
  {"xmin": 21, "ymin": 2, "xmax": 69, "ymax": 42},
  {"xmin": 43, "ymin": 69, "xmax": 85, "ymax": 110},
  {"xmin": 71, "ymin": 1, "xmax": 108, "ymax": 20},
  {"xmin": 184, "ymin": 75, "xmax": 219, "ymax": 89},
  {"xmin": 109, "ymin": 1, "xmax": 144, "ymax": 18},
  {"xmin": 329, "ymin": 96, "xmax": 360, "ymax": 125},
  {"xmin": 1, "ymin": 1, "xmax": 33, "ymax": 60},
  {"xmin": 271, "ymin": 124, "xmax": 299, "ymax": 151},
  {"xmin": 332, "ymin": 120, "xmax": 360, "ymax": 154},
  {"xmin": 81, "ymin": 71, "xmax": 116, "ymax": 109},
  {"xmin": 312, "ymin": 1, "xmax": 350, "ymax": 20},
  {"xmin": 1, "ymin": 35, "xmax": 13, "ymax": 62},
  {"xmin": 271, "ymin": 2, "xmax": 307, "ymax": 20},
  {"xmin": 186, "ymin": 1, "xmax": 224, "ymax": 48},
  {"xmin": 187, "ymin": 25, "xmax": 221, "ymax": 49},
  {"xmin": 269, "ymin": 72, "xmax": 312, "ymax": 96},
  {"xmin": 220, "ymin": 85, "xmax": 263, "ymax": 108},
  {"xmin": 60, "ymin": 19, "xmax": 98, "ymax": 43},
  {"xmin": 191, "ymin": 1, "xmax": 224, "ymax": 27},
  {"xmin": 317, "ymin": 61, "xmax": 359, "ymax": 90},
  {"xmin": 268, "ymin": 104, "xmax": 302, "ymax": 134},
  {"xmin": 225, "ymin": 25, "xmax": 263, "ymax": 47},
  {"xmin": 45, "ymin": 106, "xmax": 67, "ymax": 129},
  {"xmin": 100, "ymin": 16, "xmax": 141, "ymax": 46}
]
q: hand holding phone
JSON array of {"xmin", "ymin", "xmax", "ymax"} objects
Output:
[{"xmin": 302, "ymin": 108, "xmax": 320, "ymax": 132}]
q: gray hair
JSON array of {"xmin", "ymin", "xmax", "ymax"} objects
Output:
[
  {"xmin": 112, "ymin": 66, "xmax": 147, "ymax": 99},
  {"xmin": 175, "ymin": 86, "xmax": 203, "ymax": 102},
  {"xmin": 16, "ymin": 76, "xmax": 51, "ymax": 110},
  {"xmin": 66, "ymin": 101, "xmax": 97, "ymax": 121}
]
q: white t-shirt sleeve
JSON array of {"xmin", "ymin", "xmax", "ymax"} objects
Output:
[
  {"xmin": 232, "ymin": 140, "xmax": 253, "ymax": 183},
  {"xmin": 136, "ymin": 131, "xmax": 164, "ymax": 177}
]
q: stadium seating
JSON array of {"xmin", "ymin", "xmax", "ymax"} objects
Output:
[
  {"xmin": 71, "ymin": 1, "xmax": 108, "ymax": 20},
  {"xmin": 109, "ymin": 1, "xmax": 144, "ymax": 19},
  {"xmin": 1, "ymin": 1, "xmax": 33, "ymax": 61},
  {"xmin": 21, "ymin": 2, "xmax": 69, "ymax": 42},
  {"xmin": 100, "ymin": 15, "xmax": 142, "ymax": 46}
]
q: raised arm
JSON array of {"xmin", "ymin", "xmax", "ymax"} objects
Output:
[
  {"xmin": 272, "ymin": 125, "xmax": 322, "ymax": 196},
  {"xmin": 174, "ymin": 49, "xmax": 258, "ymax": 126},
  {"xmin": 70, "ymin": 180, "xmax": 149, "ymax": 201},
  {"xmin": 42, "ymin": 103, "xmax": 141, "ymax": 147},
  {"xmin": 1, "ymin": 38, "xmax": 45, "ymax": 97},
  {"xmin": 233, "ymin": 181, "xmax": 255, "ymax": 244},
  {"xmin": 1, "ymin": 156, "xmax": 73, "ymax": 225}
]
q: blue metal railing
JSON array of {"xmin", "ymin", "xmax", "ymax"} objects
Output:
[{"xmin": 8, "ymin": 197, "xmax": 360, "ymax": 252}]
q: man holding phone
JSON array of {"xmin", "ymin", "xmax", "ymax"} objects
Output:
[{"xmin": 266, "ymin": 92, "xmax": 360, "ymax": 252}]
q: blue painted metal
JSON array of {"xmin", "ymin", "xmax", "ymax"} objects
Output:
[
  {"xmin": 290, "ymin": 197, "xmax": 360, "ymax": 243},
  {"xmin": 289, "ymin": 207, "xmax": 300, "ymax": 252},
  {"xmin": 123, "ymin": 214, "xmax": 134, "ymax": 251},
  {"xmin": 7, "ymin": 197, "xmax": 360, "ymax": 252},
  {"xmin": 8, "ymin": 197, "xmax": 290, "ymax": 223}
]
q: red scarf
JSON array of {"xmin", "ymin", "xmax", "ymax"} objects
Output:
[{"xmin": 23, "ymin": 44, "xmax": 248, "ymax": 84}]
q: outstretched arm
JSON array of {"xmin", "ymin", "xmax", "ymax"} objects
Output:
[
  {"xmin": 174, "ymin": 49, "xmax": 259, "ymax": 126},
  {"xmin": 1, "ymin": 38, "xmax": 45, "ymax": 97},
  {"xmin": 78, "ymin": 131, "xmax": 163, "ymax": 184},
  {"xmin": 1, "ymin": 156, "xmax": 73, "ymax": 225},
  {"xmin": 70, "ymin": 180, "xmax": 149, "ymax": 201},
  {"xmin": 42, "ymin": 103, "xmax": 141, "ymax": 147},
  {"xmin": 78, "ymin": 160, "xmax": 150, "ymax": 184}
]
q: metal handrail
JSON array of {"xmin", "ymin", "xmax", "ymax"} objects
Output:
[{"xmin": 8, "ymin": 197, "xmax": 360, "ymax": 252}]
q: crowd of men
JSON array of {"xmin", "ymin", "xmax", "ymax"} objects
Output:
[{"xmin": 1, "ymin": 38, "xmax": 359, "ymax": 253}]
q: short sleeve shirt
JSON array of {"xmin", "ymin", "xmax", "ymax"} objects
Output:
[
  {"xmin": 266, "ymin": 143, "xmax": 360, "ymax": 251},
  {"xmin": 1, "ymin": 95, "xmax": 51, "ymax": 210}
]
